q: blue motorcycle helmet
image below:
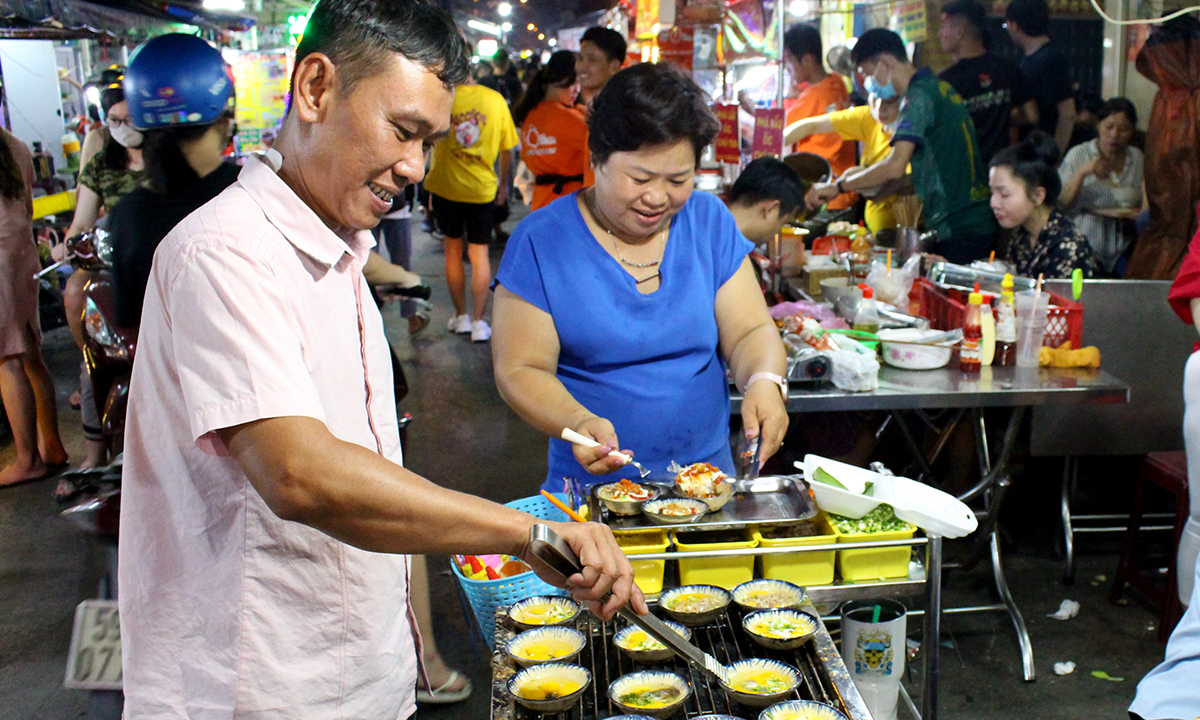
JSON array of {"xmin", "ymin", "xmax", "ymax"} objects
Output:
[{"xmin": 124, "ymin": 33, "xmax": 235, "ymax": 131}]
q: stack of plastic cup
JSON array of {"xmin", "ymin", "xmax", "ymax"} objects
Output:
[
  {"xmin": 841, "ymin": 599, "xmax": 907, "ymax": 720},
  {"xmin": 1014, "ymin": 289, "xmax": 1051, "ymax": 368}
]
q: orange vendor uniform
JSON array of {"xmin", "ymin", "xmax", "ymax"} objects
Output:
[
  {"xmin": 520, "ymin": 101, "xmax": 591, "ymax": 210},
  {"xmin": 787, "ymin": 73, "xmax": 857, "ymax": 210}
]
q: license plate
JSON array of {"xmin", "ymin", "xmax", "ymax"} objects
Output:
[{"xmin": 64, "ymin": 599, "xmax": 123, "ymax": 690}]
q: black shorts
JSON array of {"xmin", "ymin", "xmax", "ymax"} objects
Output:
[{"xmin": 430, "ymin": 194, "xmax": 495, "ymax": 245}]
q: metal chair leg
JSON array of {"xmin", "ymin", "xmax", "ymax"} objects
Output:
[
  {"xmin": 992, "ymin": 529, "xmax": 1036, "ymax": 681},
  {"xmin": 1061, "ymin": 456, "xmax": 1077, "ymax": 584}
]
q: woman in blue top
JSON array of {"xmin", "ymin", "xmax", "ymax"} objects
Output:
[{"xmin": 493, "ymin": 63, "xmax": 789, "ymax": 492}]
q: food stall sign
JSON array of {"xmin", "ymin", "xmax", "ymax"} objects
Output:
[
  {"xmin": 636, "ymin": 0, "xmax": 677, "ymax": 39},
  {"xmin": 715, "ymin": 103, "xmax": 741, "ymax": 163},
  {"xmin": 657, "ymin": 26, "xmax": 695, "ymax": 70},
  {"xmin": 751, "ymin": 107, "xmax": 785, "ymax": 159},
  {"xmin": 893, "ymin": 0, "xmax": 927, "ymax": 44}
]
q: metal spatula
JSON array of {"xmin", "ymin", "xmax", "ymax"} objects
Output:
[
  {"xmin": 561, "ymin": 428, "xmax": 651, "ymax": 478},
  {"xmin": 528, "ymin": 523, "xmax": 730, "ymax": 684}
]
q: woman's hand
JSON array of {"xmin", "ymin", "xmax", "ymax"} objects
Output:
[
  {"xmin": 522, "ymin": 520, "xmax": 649, "ymax": 620},
  {"xmin": 570, "ymin": 416, "xmax": 635, "ymax": 475},
  {"xmin": 740, "ymin": 380, "xmax": 789, "ymax": 465}
]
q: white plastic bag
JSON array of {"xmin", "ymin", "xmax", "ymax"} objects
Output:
[
  {"xmin": 865, "ymin": 253, "xmax": 921, "ymax": 307},
  {"xmin": 827, "ymin": 335, "xmax": 879, "ymax": 392}
]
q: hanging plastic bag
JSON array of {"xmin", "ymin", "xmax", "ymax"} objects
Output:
[
  {"xmin": 865, "ymin": 253, "xmax": 921, "ymax": 308},
  {"xmin": 827, "ymin": 335, "xmax": 879, "ymax": 392}
]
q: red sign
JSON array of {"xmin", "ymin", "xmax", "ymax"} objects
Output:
[
  {"xmin": 657, "ymin": 26, "xmax": 694, "ymax": 70},
  {"xmin": 751, "ymin": 107, "xmax": 785, "ymax": 160},
  {"xmin": 714, "ymin": 103, "xmax": 740, "ymax": 163}
]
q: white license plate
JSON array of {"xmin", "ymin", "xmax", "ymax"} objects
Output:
[{"xmin": 64, "ymin": 599, "xmax": 123, "ymax": 690}]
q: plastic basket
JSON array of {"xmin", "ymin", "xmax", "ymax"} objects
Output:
[
  {"xmin": 451, "ymin": 495, "xmax": 570, "ymax": 646},
  {"xmin": 672, "ymin": 528, "xmax": 759, "ymax": 590},
  {"xmin": 916, "ymin": 278, "xmax": 1083, "ymax": 349},
  {"xmin": 755, "ymin": 512, "xmax": 838, "ymax": 586}
]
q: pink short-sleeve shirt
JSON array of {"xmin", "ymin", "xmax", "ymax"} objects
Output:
[{"xmin": 119, "ymin": 153, "xmax": 417, "ymax": 720}]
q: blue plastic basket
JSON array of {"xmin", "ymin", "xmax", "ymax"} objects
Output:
[{"xmin": 452, "ymin": 494, "xmax": 571, "ymax": 646}]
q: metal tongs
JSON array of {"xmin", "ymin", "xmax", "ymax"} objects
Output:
[{"xmin": 528, "ymin": 524, "xmax": 730, "ymax": 684}]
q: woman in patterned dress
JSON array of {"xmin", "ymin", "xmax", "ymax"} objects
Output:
[
  {"xmin": 0, "ymin": 128, "xmax": 67, "ymax": 485},
  {"xmin": 989, "ymin": 130, "xmax": 1099, "ymax": 280}
]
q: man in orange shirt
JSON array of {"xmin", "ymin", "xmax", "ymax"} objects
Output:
[{"xmin": 783, "ymin": 23, "xmax": 855, "ymax": 209}]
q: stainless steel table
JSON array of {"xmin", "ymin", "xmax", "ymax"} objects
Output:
[{"xmin": 731, "ymin": 365, "xmax": 1130, "ymax": 717}]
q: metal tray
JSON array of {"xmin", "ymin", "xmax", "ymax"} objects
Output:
[
  {"xmin": 590, "ymin": 475, "xmax": 817, "ymax": 533},
  {"xmin": 489, "ymin": 595, "xmax": 870, "ymax": 720}
]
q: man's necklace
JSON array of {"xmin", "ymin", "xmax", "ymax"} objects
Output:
[{"xmin": 587, "ymin": 190, "xmax": 666, "ymax": 284}]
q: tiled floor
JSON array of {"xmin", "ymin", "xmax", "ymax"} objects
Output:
[{"xmin": 0, "ymin": 205, "xmax": 1177, "ymax": 719}]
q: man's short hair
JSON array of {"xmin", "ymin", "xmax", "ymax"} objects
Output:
[
  {"xmin": 943, "ymin": 0, "xmax": 989, "ymax": 44},
  {"xmin": 1005, "ymin": 0, "xmax": 1050, "ymax": 37},
  {"xmin": 727, "ymin": 158, "xmax": 806, "ymax": 217},
  {"xmin": 293, "ymin": 0, "xmax": 470, "ymax": 96},
  {"xmin": 783, "ymin": 23, "xmax": 822, "ymax": 64},
  {"xmin": 849, "ymin": 27, "xmax": 908, "ymax": 66},
  {"xmin": 580, "ymin": 27, "xmax": 627, "ymax": 63},
  {"xmin": 492, "ymin": 48, "xmax": 511, "ymax": 69}
]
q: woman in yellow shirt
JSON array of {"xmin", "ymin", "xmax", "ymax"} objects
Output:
[{"xmin": 783, "ymin": 95, "xmax": 902, "ymax": 232}]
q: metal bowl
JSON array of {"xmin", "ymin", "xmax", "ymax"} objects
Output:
[
  {"xmin": 608, "ymin": 670, "xmax": 692, "ymax": 719},
  {"xmin": 505, "ymin": 626, "xmax": 587, "ymax": 667},
  {"xmin": 595, "ymin": 481, "xmax": 662, "ymax": 516},
  {"xmin": 742, "ymin": 609, "xmax": 819, "ymax": 651},
  {"xmin": 508, "ymin": 596, "xmax": 581, "ymax": 631},
  {"xmin": 642, "ymin": 497, "xmax": 708, "ymax": 525},
  {"xmin": 732, "ymin": 579, "xmax": 806, "ymax": 612},
  {"xmin": 659, "ymin": 585, "xmax": 732, "ymax": 626},
  {"xmin": 720, "ymin": 658, "xmax": 802, "ymax": 708},
  {"xmin": 759, "ymin": 699, "xmax": 851, "ymax": 720},
  {"xmin": 507, "ymin": 663, "xmax": 591, "ymax": 714},
  {"xmin": 613, "ymin": 620, "xmax": 692, "ymax": 663}
]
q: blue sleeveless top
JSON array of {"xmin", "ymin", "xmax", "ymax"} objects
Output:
[{"xmin": 494, "ymin": 190, "xmax": 754, "ymax": 492}]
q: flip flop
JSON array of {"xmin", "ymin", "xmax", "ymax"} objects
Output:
[{"xmin": 416, "ymin": 669, "xmax": 472, "ymax": 705}]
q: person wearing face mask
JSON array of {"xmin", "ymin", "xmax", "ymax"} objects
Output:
[
  {"xmin": 784, "ymin": 93, "xmax": 903, "ymax": 232},
  {"xmin": 807, "ymin": 28, "xmax": 997, "ymax": 263},
  {"xmin": 1057, "ymin": 98, "xmax": 1145, "ymax": 276},
  {"xmin": 513, "ymin": 51, "xmax": 591, "ymax": 211},
  {"xmin": 989, "ymin": 130, "xmax": 1098, "ymax": 279},
  {"xmin": 104, "ymin": 34, "xmax": 244, "ymax": 330},
  {"xmin": 492, "ymin": 63, "xmax": 789, "ymax": 493}
]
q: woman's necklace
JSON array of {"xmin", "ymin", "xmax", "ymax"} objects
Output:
[{"xmin": 587, "ymin": 190, "xmax": 666, "ymax": 284}]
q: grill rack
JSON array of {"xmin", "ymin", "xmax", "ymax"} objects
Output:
[{"xmin": 491, "ymin": 597, "xmax": 871, "ymax": 720}]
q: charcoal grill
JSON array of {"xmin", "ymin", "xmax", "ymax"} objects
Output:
[{"xmin": 490, "ymin": 596, "xmax": 870, "ymax": 720}]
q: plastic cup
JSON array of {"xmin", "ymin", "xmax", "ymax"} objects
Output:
[
  {"xmin": 840, "ymin": 599, "xmax": 907, "ymax": 720},
  {"xmin": 1014, "ymin": 290, "xmax": 1051, "ymax": 368}
]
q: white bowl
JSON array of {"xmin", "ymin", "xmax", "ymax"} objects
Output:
[
  {"xmin": 877, "ymin": 328, "xmax": 952, "ymax": 370},
  {"xmin": 508, "ymin": 596, "xmax": 581, "ymax": 630},
  {"xmin": 759, "ymin": 699, "xmax": 851, "ymax": 720},
  {"xmin": 659, "ymin": 584, "xmax": 733, "ymax": 626},
  {"xmin": 721, "ymin": 658, "xmax": 802, "ymax": 708},
  {"xmin": 642, "ymin": 497, "xmax": 709, "ymax": 525},
  {"xmin": 505, "ymin": 626, "xmax": 586, "ymax": 667},
  {"xmin": 613, "ymin": 620, "xmax": 692, "ymax": 663},
  {"xmin": 608, "ymin": 670, "xmax": 691, "ymax": 719},
  {"xmin": 742, "ymin": 609, "xmax": 819, "ymax": 650},
  {"xmin": 733, "ymin": 579, "xmax": 806, "ymax": 612},
  {"xmin": 507, "ymin": 663, "xmax": 591, "ymax": 713}
]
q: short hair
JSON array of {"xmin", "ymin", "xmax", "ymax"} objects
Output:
[
  {"xmin": 784, "ymin": 23, "xmax": 822, "ymax": 64},
  {"xmin": 580, "ymin": 27, "xmax": 627, "ymax": 64},
  {"xmin": 1005, "ymin": 0, "xmax": 1050, "ymax": 37},
  {"xmin": 492, "ymin": 47, "xmax": 511, "ymax": 69},
  {"xmin": 727, "ymin": 158, "xmax": 806, "ymax": 217},
  {"xmin": 293, "ymin": 0, "xmax": 470, "ymax": 96},
  {"xmin": 850, "ymin": 28, "xmax": 908, "ymax": 66},
  {"xmin": 942, "ymin": 0, "xmax": 989, "ymax": 43},
  {"xmin": 512, "ymin": 50, "xmax": 575, "ymax": 126},
  {"xmin": 589, "ymin": 63, "xmax": 720, "ymax": 167},
  {"xmin": 1098, "ymin": 97, "xmax": 1137, "ymax": 127},
  {"xmin": 989, "ymin": 129, "xmax": 1061, "ymax": 204}
]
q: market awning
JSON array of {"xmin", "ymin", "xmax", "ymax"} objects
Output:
[{"xmin": 0, "ymin": 0, "xmax": 254, "ymax": 41}]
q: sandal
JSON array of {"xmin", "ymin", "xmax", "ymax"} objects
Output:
[
  {"xmin": 408, "ymin": 310, "xmax": 430, "ymax": 337},
  {"xmin": 416, "ymin": 669, "xmax": 472, "ymax": 704}
]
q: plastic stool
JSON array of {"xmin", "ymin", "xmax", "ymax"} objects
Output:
[{"xmin": 1111, "ymin": 451, "xmax": 1191, "ymax": 642}]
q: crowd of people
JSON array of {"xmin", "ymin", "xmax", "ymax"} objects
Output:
[{"xmin": 0, "ymin": 0, "xmax": 1194, "ymax": 717}]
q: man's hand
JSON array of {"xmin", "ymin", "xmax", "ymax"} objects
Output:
[
  {"xmin": 741, "ymin": 379, "xmax": 789, "ymax": 466},
  {"xmin": 496, "ymin": 185, "xmax": 509, "ymax": 207},
  {"xmin": 520, "ymin": 520, "xmax": 649, "ymax": 620},
  {"xmin": 806, "ymin": 182, "xmax": 839, "ymax": 210},
  {"xmin": 569, "ymin": 415, "xmax": 633, "ymax": 475}
]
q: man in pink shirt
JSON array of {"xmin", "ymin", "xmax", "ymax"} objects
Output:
[{"xmin": 117, "ymin": 2, "xmax": 644, "ymax": 718}]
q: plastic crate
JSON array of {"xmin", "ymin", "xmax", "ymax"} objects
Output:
[
  {"xmin": 832, "ymin": 519, "xmax": 917, "ymax": 582},
  {"xmin": 614, "ymin": 530, "xmax": 671, "ymax": 595},
  {"xmin": 754, "ymin": 512, "xmax": 838, "ymax": 586},
  {"xmin": 672, "ymin": 528, "xmax": 759, "ymax": 590},
  {"xmin": 451, "ymin": 495, "xmax": 570, "ymax": 646},
  {"xmin": 916, "ymin": 277, "xmax": 1084, "ymax": 349}
]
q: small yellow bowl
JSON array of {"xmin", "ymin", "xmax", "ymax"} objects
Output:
[
  {"xmin": 608, "ymin": 670, "xmax": 691, "ymax": 719},
  {"xmin": 508, "ymin": 663, "xmax": 591, "ymax": 714},
  {"xmin": 733, "ymin": 579, "xmax": 806, "ymax": 612},
  {"xmin": 508, "ymin": 595, "xmax": 581, "ymax": 630},
  {"xmin": 659, "ymin": 585, "xmax": 732, "ymax": 626},
  {"xmin": 505, "ymin": 626, "xmax": 586, "ymax": 667},
  {"xmin": 613, "ymin": 620, "xmax": 692, "ymax": 663},
  {"xmin": 721, "ymin": 658, "xmax": 802, "ymax": 708},
  {"xmin": 742, "ymin": 609, "xmax": 819, "ymax": 651}
]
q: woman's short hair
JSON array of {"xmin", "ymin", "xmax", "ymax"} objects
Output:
[
  {"xmin": 588, "ymin": 63, "xmax": 719, "ymax": 167},
  {"xmin": 989, "ymin": 129, "xmax": 1062, "ymax": 204},
  {"xmin": 1098, "ymin": 97, "xmax": 1137, "ymax": 127},
  {"xmin": 293, "ymin": 0, "xmax": 470, "ymax": 94}
]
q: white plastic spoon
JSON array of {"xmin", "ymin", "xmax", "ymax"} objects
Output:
[{"xmin": 560, "ymin": 428, "xmax": 651, "ymax": 478}]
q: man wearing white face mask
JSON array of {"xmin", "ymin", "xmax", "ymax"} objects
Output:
[{"xmin": 807, "ymin": 28, "xmax": 997, "ymax": 263}]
